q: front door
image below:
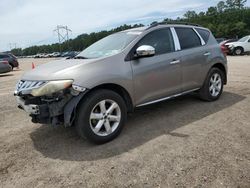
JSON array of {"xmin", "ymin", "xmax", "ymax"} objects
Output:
[{"xmin": 130, "ymin": 28, "xmax": 182, "ymax": 106}]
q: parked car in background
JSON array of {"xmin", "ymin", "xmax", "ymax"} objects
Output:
[
  {"xmin": 44, "ymin": 54, "xmax": 51, "ymax": 58},
  {"xmin": 0, "ymin": 60, "xmax": 12, "ymax": 74},
  {"xmin": 61, "ymin": 51, "xmax": 78, "ymax": 58},
  {"xmin": 225, "ymin": 35, "xmax": 250, "ymax": 55},
  {"xmin": 34, "ymin": 53, "xmax": 43, "ymax": 58},
  {"xmin": 15, "ymin": 23, "xmax": 227, "ymax": 144},
  {"xmin": 0, "ymin": 53, "xmax": 19, "ymax": 69},
  {"xmin": 51, "ymin": 52, "xmax": 61, "ymax": 57},
  {"xmin": 220, "ymin": 39, "xmax": 238, "ymax": 54},
  {"xmin": 216, "ymin": 38, "xmax": 226, "ymax": 44}
]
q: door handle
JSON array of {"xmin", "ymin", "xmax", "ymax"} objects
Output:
[
  {"xmin": 170, "ymin": 60, "xmax": 180, "ymax": 65},
  {"xmin": 204, "ymin": 52, "xmax": 211, "ymax": 56}
]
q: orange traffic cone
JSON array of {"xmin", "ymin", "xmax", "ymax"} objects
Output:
[{"xmin": 32, "ymin": 62, "xmax": 35, "ymax": 69}]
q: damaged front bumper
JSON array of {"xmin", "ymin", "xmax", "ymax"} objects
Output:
[
  {"xmin": 17, "ymin": 97, "xmax": 40, "ymax": 115},
  {"xmin": 16, "ymin": 89, "xmax": 87, "ymax": 127}
]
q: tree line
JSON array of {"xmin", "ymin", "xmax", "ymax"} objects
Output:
[{"xmin": 11, "ymin": 0, "xmax": 249, "ymax": 56}]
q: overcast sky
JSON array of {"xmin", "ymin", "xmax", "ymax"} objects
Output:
[{"xmin": 0, "ymin": 0, "xmax": 249, "ymax": 51}]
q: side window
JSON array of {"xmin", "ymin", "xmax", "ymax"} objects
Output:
[
  {"xmin": 196, "ymin": 28, "xmax": 210, "ymax": 43},
  {"xmin": 175, "ymin": 27, "xmax": 201, "ymax": 50},
  {"xmin": 137, "ymin": 28, "xmax": 175, "ymax": 55},
  {"xmin": 0, "ymin": 54, "xmax": 9, "ymax": 58}
]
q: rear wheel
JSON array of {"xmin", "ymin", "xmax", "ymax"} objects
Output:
[
  {"xmin": 75, "ymin": 89, "xmax": 127, "ymax": 144},
  {"xmin": 199, "ymin": 68, "xmax": 224, "ymax": 101}
]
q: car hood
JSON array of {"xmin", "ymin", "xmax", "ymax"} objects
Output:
[
  {"xmin": 225, "ymin": 42, "xmax": 242, "ymax": 46},
  {"xmin": 22, "ymin": 58, "xmax": 99, "ymax": 81}
]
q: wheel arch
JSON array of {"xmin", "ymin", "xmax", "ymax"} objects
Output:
[
  {"xmin": 211, "ymin": 63, "xmax": 227, "ymax": 84},
  {"xmin": 64, "ymin": 83, "xmax": 134, "ymax": 127},
  {"xmin": 235, "ymin": 46, "xmax": 244, "ymax": 50},
  {"xmin": 83, "ymin": 83, "xmax": 134, "ymax": 113}
]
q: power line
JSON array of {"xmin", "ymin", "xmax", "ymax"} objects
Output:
[
  {"xmin": 9, "ymin": 43, "xmax": 17, "ymax": 50},
  {"xmin": 53, "ymin": 25, "xmax": 72, "ymax": 52}
]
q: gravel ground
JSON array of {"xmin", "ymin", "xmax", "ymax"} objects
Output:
[{"xmin": 0, "ymin": 56, "xmax": 249, "ymax": 188}]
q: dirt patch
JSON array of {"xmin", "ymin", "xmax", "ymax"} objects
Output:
[{"xmin": 0, "ymin": 56, "xmax": 250, "ymax": 187}]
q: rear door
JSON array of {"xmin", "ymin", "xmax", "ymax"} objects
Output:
[{"xmin": 174, "ymin": 27, "xmax": 209, "ymax": 91}]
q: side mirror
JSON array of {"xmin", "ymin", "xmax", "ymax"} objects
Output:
[{"xmin": 135, "ymin": 45, "xmax": 155, "ymax": 58}]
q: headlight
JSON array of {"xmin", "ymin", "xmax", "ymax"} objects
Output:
[{"xmin": 31, "ymin": 80, "xmax": 73, "ymax": 97}]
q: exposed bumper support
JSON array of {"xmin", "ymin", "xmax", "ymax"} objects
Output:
[
  {"xmin": 16, "ymin": 91, "xmax": 87, "ymax": 127},
  {"xmin": 17, "ymin": 97, "xmax": 40, "ymax": 115}
]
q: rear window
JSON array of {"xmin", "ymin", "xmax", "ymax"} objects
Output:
[
  {"xmin": 175, "ymin": 27, "xmax": 201, "ymax": 50},
  {"xmin": 196, "ymin": 28, "xmax": 210, "ymax": 43},
  {"xmin": 0, "ymin": 54, "xmax": 9, "ymax": 59}
]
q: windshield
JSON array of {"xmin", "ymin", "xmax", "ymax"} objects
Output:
[
  {"xmin": 77, "ymin": 32, "xmax": 140, "ymax": 59},
  {"xmin": 238, "ymin": 36, "xmax": 249, "ymax": 42}
]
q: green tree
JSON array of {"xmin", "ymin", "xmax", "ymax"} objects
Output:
[
  {"xmin": 217, "ymin": 1, "xmax": 226, "ymax": 12},
  {"xmin": 183, "ymin": 11, "xmax": 197, "ymax": 19},
  {"xmin": 198, "ymin": 12, "xmax": 206, "ymax": 16},
  {"xmin": 206, "ymin": 7, "xmax": 218, "ymax": 16},
  {"xmin": 226, "ymin": 0, "xmax": 247, "ymax": 9}
]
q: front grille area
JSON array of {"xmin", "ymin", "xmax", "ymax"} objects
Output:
[{"xmin": 16, "ymin": 80, "xmax": 46, "ymax": 92}]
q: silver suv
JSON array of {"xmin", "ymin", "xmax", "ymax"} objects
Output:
[{"xmin": 15, "ymin": 23, "xmax": 227, "ymax": 144}]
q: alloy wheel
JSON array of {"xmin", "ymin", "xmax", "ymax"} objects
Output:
[
  {"xmin": 235, "ymin": 49, "xmax": 242, "ymax": 55},
  {"xmin": 209, "ymin": 73, "xmax": 222, "ymax": 97},
  {"xmin": 89, "ymin": 99, "xmax": 121, "ymax": 136}
]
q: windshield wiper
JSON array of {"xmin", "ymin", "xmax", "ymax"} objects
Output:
[{"xmin": 74, "ymin": 56, "xmax": 88, "ymax": 59}]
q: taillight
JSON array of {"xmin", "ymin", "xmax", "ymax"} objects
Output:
[
  {"xmin": 2, "ymin": 61, "xmax": 9, "ymax": 65},
  {"xmin": 220, "ymin": 45, "xmax": 227, "ymax": 57}
]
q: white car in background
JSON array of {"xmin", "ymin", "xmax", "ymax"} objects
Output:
[{"xmin": 226, "ymin": 35, "xmax": 250, "ymax": 55}]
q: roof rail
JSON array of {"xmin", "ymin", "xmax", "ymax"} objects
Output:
[
  {"xmin": 146, "ymin": 21, "xmax": 202, "ymax": 30},
  {"xmin": 146, "ymin": 23, "xmax": 159, "ymax": 30}
]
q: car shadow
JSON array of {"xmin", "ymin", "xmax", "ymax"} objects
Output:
[
  {"xmin": 12, "ymin": 69, "xmax": 21, "ymax": 72},
  {"xmin": 30, "ymin": 92, "xmax": 245, "ymax": 161},
  {"xmin": 0, "ymin": 73, "xmax": 14, "ymax": 77}
]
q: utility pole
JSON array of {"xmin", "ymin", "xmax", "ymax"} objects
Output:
[
  {"xmin": 53, "ymin": 25, "xmax": 72, "ymax": 52},
  {"xmin": 9, "ymin": 43, "xmax": 17, "ymax": 50}
]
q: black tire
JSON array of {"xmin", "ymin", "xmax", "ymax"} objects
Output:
[
  {"xmin": 10, "ymin": 64, "xmax": 14, "ymax": 70},
  {"xmin": 75, "ymin": 89, "xmax": 127, "ymax": 144},
  {"xmin": 199, "ymin": 68, "xmax": 224, "ymax": 102},
  {"xmin": 233, "ymin": 47, "xmax": 244, "ymax": 56}
]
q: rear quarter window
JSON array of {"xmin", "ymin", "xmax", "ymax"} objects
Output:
[
  {"xmin": 175, "ymin": 27, "xmax": 201, "ymax": 50},
  {"xmin": 196, "ymin": 28, "xmax": 210, "ymax": 43}
]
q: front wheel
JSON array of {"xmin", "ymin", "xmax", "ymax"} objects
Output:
[
  {"xmin": 75, "ymin": 89, "xmax": 127, "ymax": 144},
  {"xmin": 199, "ymin": 68, "xmax": 224, "ymax": 101},
  {"xmin": 234, "ymin": 47, "xmax": 244, "ymax": 56}
]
